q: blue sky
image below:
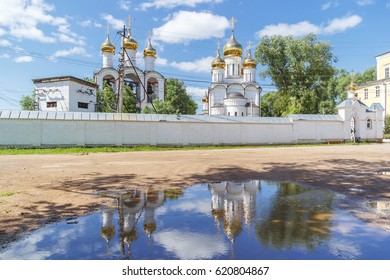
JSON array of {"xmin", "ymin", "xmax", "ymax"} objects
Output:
[{"xmin": 0, "ymin": 0, "xmax": 389, "ymax": 111}]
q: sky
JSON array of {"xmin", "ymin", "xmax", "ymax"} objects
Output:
[{"xmin": 0, "ymin": 0, "xmax": 390, "ymax": 111}]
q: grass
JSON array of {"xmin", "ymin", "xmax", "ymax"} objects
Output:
[
  {"xmin": 0, "ymin": 191, "xmax": 16, "ymax": 197},
  {"xmin": 0, "ymin": 141, "xmax": 375, "ymax": 156}
]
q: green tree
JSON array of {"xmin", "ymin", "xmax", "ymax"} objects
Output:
[
  {"xmin": 96, "ymin": 83, "xmax": 138, "ymax": 113},
  {"xmin": 255, "ymin": 34, "xmax": 337, "ymax": 115},
  {"xmin": 385, "ymin": 115, "xmax": 390, "ymax": 135},
  {"xmin": 19, "ymin": 94, "xmax": 36, "ymax": 110},
  {"xmin": 143, "ymin": 78, "xmax": 198, "ymax": 115}
]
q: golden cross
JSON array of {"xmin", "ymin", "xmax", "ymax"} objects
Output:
[
  {"xmin": 217, "ymin": 41, "xmax": 220, "ymax": 50},
  {"xmin": 351, "ymin": 69, "xmax": 355, "ymax": 82},
  {"xmin": 247, "ymin": 40, "xmax": 252, "ymax": 49},
  {"xmin": 230, "ymin": 16, "xmax": 237, "ymax": 32},
  {"xmin": 106, "ymin": 24, "xmax": 111, "ymax": 36},
  {"xmin": 126, "ymin": 16, "xmax": 135, "ymax": 30}
]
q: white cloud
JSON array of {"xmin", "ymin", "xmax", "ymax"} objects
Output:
[
  {"xmin": 156, "ymin": 57, "xmax": 168, "ymax": 66},
  {"xmin": 101, "ymin": 14, "xmax": 125, "ymax": 30},
  {"xmin": 118, "ymin": 0, "xmax": 131, "ymax": 10},
  {"xmin": 55, "ymin": 24, "xmax": 86, "ymax": 46},
  {"xmin": 171, "ymin": 56, "xmax": 214, "ymax": 73},
  {"xmin": 356, "ymin": 0, "xmax": 374, "ymax": 6},
  {"xmin": 0, "ymin": 39, "xmax": 12, "ymax": 47},
  {"xmin": 15, "ymin": 55, "xmax": 34, "ymax": 63},
  {"xmin": 186, "ymin": 86, "xmax": 207, "ymax": 98},
  {"xmin": 386, "ymin": 1, "xmax": 390, "ymax": 8},
  {"xmin": 79, "ymin": 20, "xmax": 102, "ymax": 28},
  {"xmin": 257, "ymin": 15, "xmax": 362, "ymax": 38},
  {"xmin": 321, "ymin": 1, "xmax": 339, "ymax": 10},
  {"xmin": 323, "ymin": 15, "xmax": 362, "ymax": 34},
  {"xmin": 153, "ymin": 11, "xmax": 229, "ymax": 44},
  {"xmin": 0, "ymin": 28, "xmax": 6, "ymax": 36},
  {"xmin": 139, "ymin": 0, "xmax": 223, "ymax": 10},
  {"xmin": 50, "ymin": 47, "xmax": 88, "ymax": 59}
]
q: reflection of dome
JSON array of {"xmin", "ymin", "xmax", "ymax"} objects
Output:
[
  {"xmin": 243, "ymin": 51, "xmax": 257, "ymax": 68},
  {"xmin": 101, "ymin": 35, "xmax": 115, "ymax": 54},
  {"xmin": 144, "ymin": 222, "xmax": 157, "ymax": 236},
  {"xmin": 143, "ymin": 38, "xmax": 156, "ymax": 57},
  {"xmin": 124, "ymin": 33, "xmax": 138, "ymax": 50},
  {"xmin": 122, "ymin": 229, "xmax": 138, "ymax": 244},
  {"xmin": 122, "ymin": 191, "xmax": 143, "ymax": 208},
  {"xmin": 227, "ymin": 92, "xmax": 245, "ymax": 99},
  {"xmin": 101, "ymin": 226, "xmax": 115, "ymax": 242},
  {"xmin": 212, "ymin": 48, "xmax": 226, "ymax": 69},
  {"xmin": 223, "ymin": 32, "xmax": 243, "ymax": 57},
  {"xmin": 224, "ymin": 220, "xmax": 243, "ymax": 241}
]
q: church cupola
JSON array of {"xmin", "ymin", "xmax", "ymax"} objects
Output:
[
  {"xmin": 124, "ymin": 19, "xmax": 138, "ymax": 67},
  {"xmin": 347, "ymin": 71, "xmax": 358, "ymax": 99},
  {"xmin": 223, "ymin": 17, "xmax": 243, "ymax": 58},
  {"xmin": 144, "ymin": 36, "xmax": 157, "ymax": 71},
  {"xmin": 223, "ymin": 17, "xmax": 243, "ymax": 78},
  {"xmin": 211, "ymin": 42, "xmax": 226, "ymax": 83},
  {"xmin": 101, "ymin": 32, "xmax": 115, "ymax": 68},
  {"xmin": 243, "ymin": 49, "xmax": 257, "ymax": 83}
]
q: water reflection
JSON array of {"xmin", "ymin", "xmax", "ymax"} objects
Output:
[{"xmin": 1, "ymin": 180, "xmax": 390, "ymax": 260}]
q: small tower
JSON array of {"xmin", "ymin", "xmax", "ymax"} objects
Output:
[
  {"xmin": 143, "ymin": 35, "xmax": 157, "ymax": 72},
  {"xmin": 202, "ymin": 92, "xmax": 209, "ymax": 115},
  {"xmin": 211, "ymin": 42, "xmax": 226, "ymax": 83},
  {"xmin": 347, "ymin": 71, "xmax": 357, "ymax": 99},
  {"xmin": 242, "ymin": 48, "xmax": 257, "ymax": 83},
  {"xmin": 223, "ymin": 17, "xmax": 243, "ymax": 78},
  {"xmin": 124, "ymin": 18, "xmax": 138, "ymax": 67},
  {"xmin": 101, "ymin": 28, "xmax": 115, "ymax": 68}
]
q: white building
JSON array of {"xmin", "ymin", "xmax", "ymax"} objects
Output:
[
  {"xmin": 94, "ymin": 27, "xmax": 165, "ymax": 111},
  {"xmin": 32, "ymin": 76, "xmax": 98, "ymax": 112},
  {"xmin": 203, "ymin": 20, "xmax": 262, "ymax": 117}
]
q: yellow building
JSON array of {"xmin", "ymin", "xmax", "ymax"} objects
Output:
[{"xmin": 356, "ymin": 51, "xmax": 390, "ymax": 116}]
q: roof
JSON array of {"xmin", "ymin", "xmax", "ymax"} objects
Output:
[
  {"xmin": 32, "ymin": 76, "xmax": 98, "ymax": 88},
  {"xmin": 376, "ymin": 50, "xmax": 390, "ymax": 58},
  {"xmin": 288, "ymin": 114, "xmax": 343, "ymax": 121},
  {"xmin": 355, "ymin": 77, "xmax": 390, "ymax": 89},
  {"xmin": 337, "ymin": 98, "xmax": 368, "ymax": 108},
  {"xmin": 370, "ymin": 103, "xmax": 385, "ymax": 111},
  {"xmin": 0, "ymin": 110, "xmax": 292, "ymax": 124}
]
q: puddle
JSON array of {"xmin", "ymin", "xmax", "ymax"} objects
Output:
[{"xmin": 1, "ymin": 180, "xmax": 390, "ymax": 260}]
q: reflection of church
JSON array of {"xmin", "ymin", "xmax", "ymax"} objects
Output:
[
  {"xmin": 94, "ymin": 24, "xmax": 165, "ymax": 111},
  {"xmin": 209, "ymin": 180, "xmax": 260, "ymax": 244}
]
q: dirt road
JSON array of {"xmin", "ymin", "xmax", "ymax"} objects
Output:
[{"xmin": 1, "ymin": 143, "xmax": 390, "ymax": 245}]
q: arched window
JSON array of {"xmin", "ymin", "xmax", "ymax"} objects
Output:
[{"xmin": 367, "ymin": 119, "xmax": 372, "ymax": 129}]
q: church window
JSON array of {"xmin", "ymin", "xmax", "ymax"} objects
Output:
[
  {"xmin": 234, "ymin": 112, "xmax": 237, "ymax": 116},
  {"xmin": 364, "ymin": 89, "xmax": 368, "ymax": 99},
  {"xmin": 367, "ymin": 119, "xmax": 372, "ymax": 129},
  {"xmin": 242, "ymin": 112, "xmax": 244, "ymax": 116},
  {"xmin": 375, "ymin": 86, "xmax": 380, "ymax": 97},
  {"xmin": 47, "ymin": 101, "xmax": 57, "ymax": 108},
  {"xmin": 228, "ymin": 112, "xmax": 230, "ymax": 116},
  {"xmin": 232, "ymin": 64, "xmax": 235, "ymax": 76},
  {"xmin": 78, "ymin": 102, "xmax": 89, "ymax": 109},
  {"xmin": 385, "ymin": 67, "xmax": 389, "ymax": 78}
]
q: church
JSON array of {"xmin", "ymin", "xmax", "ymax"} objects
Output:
[
  {"xmin": 94, "ymin": 25, "xmax": 165, "ymax": 111},
  {"xmin": 202, "ymin": 19, "xmax": 262, "ymax": 117}
]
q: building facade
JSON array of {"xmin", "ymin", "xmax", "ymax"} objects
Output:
[
  {"xmin": 355, "ymin": 50, "xmax": 390, "ymax": 117},
  {"xmin": 202, "ymin": 21, "xmax": 262, "ymax": 116},
  {"xmin": 32, "ymin": 76, "xmax": 98, "ymax": 112},
  {"xmin": 94, "ymin": 27, "xmax": 165, "ymax": 111}
]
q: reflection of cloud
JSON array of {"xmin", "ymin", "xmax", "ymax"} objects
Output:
[
  {"xmin": 153, "ymin": 229, "xmax": 228, "ymax": 259},
  {"xmin": 328, "ymin": 238, "xmax": 361, "ymax": 259},
  {"xmin": 170, "ymin": 199, "xmax": 211, "ymax": 215}
]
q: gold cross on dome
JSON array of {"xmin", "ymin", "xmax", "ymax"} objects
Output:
[
  {"xmin": 247, "ymin": 40, "xmax": 252, "ymax": 49},
  {"xmin": 217, "ymin": 41, "xmax": 220, "ymax": 50},
  {"xmin": 126, "ymin": 16, "xmax": 135, "ymax": 29},
  {"xmin": 230, "ymin": 16, "xmax": 237, "ymax": 32},
  {"xmin": 106, "ymin": 24, "xmax": 111, "ymax": 35}
]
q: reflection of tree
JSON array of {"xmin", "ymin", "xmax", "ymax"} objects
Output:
[
  {"xmin": 164, "ymin": 188, "xmax": 184, "ymax": 201},
  {"xmin": 255, "ymin": 183, "xmax": 334, "ymax": 250}
]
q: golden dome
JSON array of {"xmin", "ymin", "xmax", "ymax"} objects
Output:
[
  {"xmin": 202, "ymin": 95, "xmax": 208, "ymax": 103},
  {"xmin": 223, "ymin": 32, "xmax": 243, "ymax": 57},
  {"xmin": 124, "ymin": 32, "xmax": 138, "ymax": 51},
  {"xmin": 100, "ymin": 226, "xmax": 115, "ymax": 241},
  {"xmin": 243, "ymin": 51, "xmax": 257, "ymax": 68},
  {"xmin": 144, "ymin": 222, "xmax": 157, "ymax": 236},
  {"xmin": 349, "ymin": 82, "xmax": 356, "ymax": 91},
  {"xmin": 143, "ymin": 38, "xmax": 156, "ymax": 57},
  {"xmin": 212, "ymin": 48, "xmax": 226, "ymax": 69},
  {"xmin": 101, "ymin": 35, "xmax": 115, "ymax": 54}
]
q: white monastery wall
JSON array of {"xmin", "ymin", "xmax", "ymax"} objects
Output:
[{"xmin": 1, "ymin": 110, "xmax": 381, "ymax": 147}]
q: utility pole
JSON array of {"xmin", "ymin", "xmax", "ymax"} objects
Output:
[{"xmin": 116, "ymin": 25, "xmax": 126, "ymax": 113}]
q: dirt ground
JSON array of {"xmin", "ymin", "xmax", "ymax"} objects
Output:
[{"xmin": 1, "ymin": 143, "xmax": 390, "ymax": 246}]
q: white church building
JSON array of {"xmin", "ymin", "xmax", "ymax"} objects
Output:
[
  {"xmin": 94, "ymin": 27, "xmax": 165, "ymax": 111},
  {"xmin": 202, "ymin": 20, "xmax": 262, "ymax": 117}
]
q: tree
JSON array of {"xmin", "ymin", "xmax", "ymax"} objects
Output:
[
  {"xmin": 96, "ymin": 83, "xmax": 138, "ymax": 113},
  {"xmin": 143, "ymin": 78, "xmax": 198, "ymax": 115},
  {"xmin": 255, "ymin": 34, "xmax": 337, "ymax": 115},
  {"xmin": 19, "ymin": 94, "xmax": 36, "ymax": 110}
]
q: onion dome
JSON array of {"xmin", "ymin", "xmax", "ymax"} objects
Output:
[
  {"xmin": 348, "ymin": 82, "xmax": 357, "ymax": 91},
  {"xmin": 143, "ymin": 38, "xmax": 157, "ymax": 57},
  {"xmin": 242, "ymin": 51, "xmax": 257, "ymax": 68},
  {"xmin": 202, "ymin": 95, "xmax": 208, "ymax": 103},
  {"xmin": 100, "ymin": 226, "xmax": 115, "ymax": 242},
  {"xmin": 212, "ymin": 47, "xmax": 226, "ymax": 69},
  {"xmin": 223, "ymin": 31, "xmax": 243, "ymax": 57},
  {"xmin": 101, "ymin": 35, "xmax": 115, "ymax": 54},
  {"xmin": 144, "ymin": 222, "xmax": 157, "ymax": 237},
  {"xmin": 124, "ymin": 32, "xmax": 138, "ymax": 51}
]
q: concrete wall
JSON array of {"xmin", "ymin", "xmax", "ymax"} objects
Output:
[{"xmin": 0, "ymin": 110, "xmax": 383, "ymax": 147}]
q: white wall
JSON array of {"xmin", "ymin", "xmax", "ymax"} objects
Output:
[{"xmin": 0, "ymin": 111, "xmax": 383, "ymax": 147}]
